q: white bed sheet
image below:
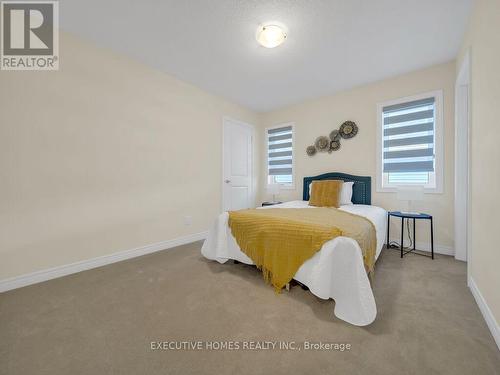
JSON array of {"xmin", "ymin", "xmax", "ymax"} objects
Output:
[{"xmin": 201, "ymin": 201, "xmax": 387, "ymax": 326}]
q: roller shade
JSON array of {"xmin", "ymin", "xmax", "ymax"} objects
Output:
[
  {"xmin": 267, "ymin": 125, "xmax": 293, "ymax": 177},
  {"xmin": 383, "ymin": 97, "xmax": 435, "ymax": 173}
]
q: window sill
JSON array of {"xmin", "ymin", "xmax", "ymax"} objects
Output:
[
  {"xmin": 276, "ymin": 185, "xmax": 295, "ymax": 190},
  {"xmin": 376, "ymin": 186, "xmax": 443, "ymax": 194}
]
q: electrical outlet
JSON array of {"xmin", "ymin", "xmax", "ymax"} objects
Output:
[{"xmin": 183, "ymin": 215, "xmax": 192, "ymax": 226}]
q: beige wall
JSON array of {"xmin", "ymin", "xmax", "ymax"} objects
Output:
[
  {"xmin": 259, "ymin": 62, "xmax": 456, "ymax": 250},
  {"xmin": 0, "ymin": 33, "xmax": 259, "ymax": 280},
  {"xmin": 457, "ymin": 0, "xmax": 500, "ymax": 323}
]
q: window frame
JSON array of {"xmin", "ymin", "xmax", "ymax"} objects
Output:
[
  {"xmin": 265, "ymin": 122, "xmax": 295, "ymax": 190},
  {"xmin": 376, "ymin": 90, "xmax": 444, "ymax": 193}
]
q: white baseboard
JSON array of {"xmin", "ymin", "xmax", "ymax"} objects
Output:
[
  {"xmin": 0, "ymin": 231, "xmax": 208, "ymax": 293},
  {"xmin": 388, "ymin": 238, "xmax": 454, "ymax": 256},
  {"xmin": 469, "ymin": 277, "xmax": 500, "ymax": 351},
  {"xmin": 414, "ymin": 241, "xmax": 454, "ymax": 256}
]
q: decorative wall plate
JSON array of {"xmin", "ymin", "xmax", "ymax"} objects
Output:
[
  {"xmin": 330, "ymin": 140, "xmax": 341, "ymax": 151},
  {"xmin": 339, "ymin": 121, "xmax": 358, "ymax": 139},
  {"xmin": 315, "ymin": 136, "xmax": 330, "ymax": 152},
  {"xmin": 305, "ymin": 120, "xmax": 358, "ymax": 156},
  {"xmin": 306, "ymin": 145, "xmax": 317, "ymax": 156},
  {"xmin": 329, "ymin": 129, "xmax": 340, "ymax": 141}
]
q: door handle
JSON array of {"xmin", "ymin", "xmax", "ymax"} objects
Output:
[{"xmin": 224, "ymin": 179, "xmax": 231, "ymax": 184}]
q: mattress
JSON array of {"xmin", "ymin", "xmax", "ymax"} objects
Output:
[{"xmin": 201, "ymin": 200, "xmax": 387, "ymax": 326}]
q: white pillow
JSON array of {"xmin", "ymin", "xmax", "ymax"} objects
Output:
[
  {"xmin": 339, "ymin": 181, "xmax": 354, "ymax": 205},
  {"xmin": 309, "ymin": 181, "xmax": 354, "ymax": 205}
]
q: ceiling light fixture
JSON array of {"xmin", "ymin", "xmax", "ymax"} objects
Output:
[{"xmin": 256, "ymin": 24, "xmax": 287, "ymax": 48}]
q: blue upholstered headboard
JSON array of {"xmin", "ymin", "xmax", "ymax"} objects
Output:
[{"xmin": 303, "ymin": 173, "xmax": 371, "ymax": 205}]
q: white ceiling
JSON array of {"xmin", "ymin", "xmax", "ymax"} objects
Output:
[{"xmin": 60, "ymin": 0, "xmax": 473, "ymax": 112}]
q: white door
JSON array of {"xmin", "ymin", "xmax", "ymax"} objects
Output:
[{"xmin": 222, "ymin": 118, "xmax": 254, "ymax": 212}]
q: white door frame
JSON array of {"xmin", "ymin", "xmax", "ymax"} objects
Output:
[
  {"xmin": 454, "ymin": 50, "xmax": 471, "ymax": 275},
  {"xmin": 221, "ymin": 116, "xmax": 255, "ymax": 212}
]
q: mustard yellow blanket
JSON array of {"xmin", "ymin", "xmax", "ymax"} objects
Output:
[{"xmin": 228, "ymin": 208, "xmax": 377, "ymax": 292}]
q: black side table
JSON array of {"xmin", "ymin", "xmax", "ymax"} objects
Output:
[
  {"xmin": 387, "ymin": 211, "xmax": 434, "ymax": 259},
  {"xmin": 261, "ymin": 201, "xmax": 283, "ymax": 207}
]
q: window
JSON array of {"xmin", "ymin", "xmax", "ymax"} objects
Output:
[
  {"xmin": 377, "ymin": 91, "xmax": 443, "ymax": 192},
  {"xmin": 266, "ymin": 124, "xmax": 294, "ymax": 188}
]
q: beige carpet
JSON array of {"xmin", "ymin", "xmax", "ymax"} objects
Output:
[{"xmin": 1, "ymin": 241, "xmax": 499, "ymax": 375}]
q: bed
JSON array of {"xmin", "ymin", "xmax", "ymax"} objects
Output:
[{"xmin": 201, "ymin": 173, "xmax": 387, "ymax": 326}]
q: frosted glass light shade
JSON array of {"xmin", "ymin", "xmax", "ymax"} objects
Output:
[{"xmin": 257, "ymin": 25, "xmax": 287, "ymax": 48}]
